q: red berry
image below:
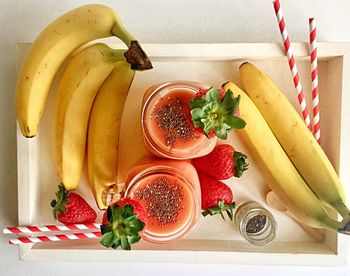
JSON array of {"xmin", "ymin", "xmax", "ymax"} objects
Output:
[
  {"xmin": 192, "ymin": 144, "xmax": 248, "ymax": 180},
  {"xmin": 199, "ymin": 173, "xmax": 233, "ymax": 210},
  {"xmin": 58, "ymin": 193, "xmax": 96, "ymax": 224},
  {"xmin": 51, "ymin": 186, "xmax": 97, "ymax": 224}
]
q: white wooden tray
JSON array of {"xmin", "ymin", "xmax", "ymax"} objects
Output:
[{"xmin": 16, "ymin": 42, "xmax": 350, "ymax": 265}]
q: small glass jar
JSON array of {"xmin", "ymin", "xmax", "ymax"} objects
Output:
[
  {"xmin": 141, "ymin": 81, "xmax": 217, "ymax": 160},
  {"xmin": 124, "ymin": 158, "xmax": 201, "ymax": 243},
  {"xmin": 234, "ymin": 201, "xmax": 277, "ymax": 246}
]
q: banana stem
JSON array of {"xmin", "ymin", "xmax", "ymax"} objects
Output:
[
  {"xmin": 104, "ymin": 49, "xmax": 127, "ymax": 63},
  {"xmin": 320, "ymin": 216, "xmax": 344, "ymax": 232},
  {"xmin": 111, "ymin": 23, "xmax": 153, "ymax": 71},
  {"xmin": 318, "ymin": 212, "xmax": 350, "ymax": 235},
  {"xmin": 338, "ymin": 219, "xmax": 350, "ymax": 235},
  {"xmin": 111, "ymin": 23, "xmax": 135, "ymax": 47}
]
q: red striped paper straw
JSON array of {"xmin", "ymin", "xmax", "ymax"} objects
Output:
[
  {"xmin": 309, "ymin": 18, "xmax": 321, "ymax": 144},
  {"xmin": 273, "ymin": 0, "xmax": 313, "ymax": 131},
  {"xmin": 9, "ymin": 231, "xmax": 102, "ymax": 245},
  {"xmin": 3, "ymin": 223, "xmax": 101, "ymax": 234}
]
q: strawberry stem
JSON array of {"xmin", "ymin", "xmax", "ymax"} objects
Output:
[
  {"xmin": 233, "ymin": 151, "xmax": 249, "ymax": 178},
  {"xmin": 202, "ymin": 201, "xmax": 235, "ymax": 221},
  {"xmin": 190, "ymin": 88, "xmax": 246, "ymax": 140},
  {"xmin": 50, "ymin": 184, "xmax": 69, "ymax": 219},
  {"xmin": 100, "ymin": 204, "xmax": 145, "ymax": 250}
]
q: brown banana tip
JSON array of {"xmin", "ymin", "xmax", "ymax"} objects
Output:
[
  {"xmin": 124, "ymin": 40, "xmax": 153, "ymax": 71},
  {"xmin": 338, "ymin": 220, "xmax": 350, "ymax": 235},
  {"xmin": 25, "ymin": 135, "xmax": 36, "ymax": 138},
  {"xmin": 239, "ymin": 62, "xmax": 249, "ymax": 68}
]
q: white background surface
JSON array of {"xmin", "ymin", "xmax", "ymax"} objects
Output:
[{"xmin": 1, "ymin": 0, "xmax": 350, "ymax": 275}]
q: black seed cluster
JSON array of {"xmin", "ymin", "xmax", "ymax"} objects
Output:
[
  {"xmin": 153, "ymin": 97, "xmax": 198, "ymax": 147},
  {"xmin": 246, "ymin": 215, "xmax": 267, "ymax": 234},
  {"xmin": 135, "ymin": 176, "xmax": 185, "ymax": 226}
]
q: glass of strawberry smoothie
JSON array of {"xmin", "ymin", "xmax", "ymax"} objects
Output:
[
  {"xmin": 124, "ymin": 158, "xmax": 201, "ymax": 243},
  {"xmin": 141, "ymin": 81, "xmax": 217, "ymax": 159}
]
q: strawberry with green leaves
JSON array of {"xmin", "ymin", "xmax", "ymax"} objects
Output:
[
  {"xmin": 100, "ymin": 198, "xmax": 147, "ymax": 250},
  {"xmin": 199, "ymin": 173, "xmax": 235, "ymax": 220},
  {"xmin": 190, "ymin": 87, "xmax": 246, "ymax": 139},
  {"xmin": 51, "ymin": 184, "xmax": 97, "ymax": 224},
  {"xmin": 192, "ymin": 144, "xmax": 248, "ymax": 180}
]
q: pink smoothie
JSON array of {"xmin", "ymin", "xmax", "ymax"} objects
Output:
[
  {"xmin": 147, "ymin": 89, "xmax": 206, "ymax": 153},
  {"xmin": 128, "ymin": 173, "xmax": 194, "ymax": 235},
  {"xmin": 125, "ymin": 158, "xmax": 201, "ymax": 241}
]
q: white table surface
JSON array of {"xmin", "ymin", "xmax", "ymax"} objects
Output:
[{"xmin": 1, "ymin": 0, "xmax": 350, "ymax": 275}]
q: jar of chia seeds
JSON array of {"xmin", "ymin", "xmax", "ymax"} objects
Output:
[{"xmin": 234, "ymin": 201, "xmax": 277, "ymax": 246}]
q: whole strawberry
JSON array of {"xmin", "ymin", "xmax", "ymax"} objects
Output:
[
  {"xmin": 50, "ymin": 184, "xmax": 97, "ymax": 224},
  {"xmin": 199, "ymin": 173, "xmax": 235, "ymax": 220},
  {"xmin": 100, "ymin": 198, "xmax": 147, "ymax": 250},
  {"xmin": 190, "ymin": 87, "xmax": 246, "ymax": 139},
  {"xmin": 192, "ymin": 144, "xmax": 248, "ymax": 180}
]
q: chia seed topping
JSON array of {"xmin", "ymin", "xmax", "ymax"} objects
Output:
[
  {"xmin": 153, "ymin": 97, "xmax": 198, "ymax": 147},
  {"xmin": 246, "ymin": 215, "xmax": 267, "ymax": 234},
  {"xmin": 135, "ymin": 176, "xmax": 185, "ymax": 226}
]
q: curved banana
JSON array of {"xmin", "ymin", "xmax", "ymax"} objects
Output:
[
  {"xmin": 223, "ymin": 81, "xmax": 346, "ymax": 231},
  {"xmin": 239, "ymin": 62, "xmax": 349, "ymax": 219},
  {"xmin": 16, "ymin": 4, "xmax": 151, "ymax": 137},
  {"xmin": 54, "ymin": 43, "xmax": 125, "ymax": 191},
  {"xmin": 87, "ymin": 62, "xmax": 135, "ymax": 209}
]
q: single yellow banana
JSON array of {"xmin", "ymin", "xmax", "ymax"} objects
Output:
[
  {"xmin": 223, "ymin": 81, "xmax": 347, "ymax": 232},
  {"xmin": 16, "ymin": 4, "xmax": 151, "ymax": 137},
  {"xmin": 54, "ymin": 43, "xmax": 125, "ymax": 191},
  {"xmin": 87, "ymin": 62, "xmax": 135, "ymax": 209},
  {"xmin": 239, "ymin": 62, "xmax": 349, "ymax": 219}
]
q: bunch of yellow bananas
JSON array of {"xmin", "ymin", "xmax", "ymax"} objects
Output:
[
  {"xmin": 15, "ymin": 4, "xmax": 152, "ymax": 209},
  {"xmin": 224, "ymin": 63, "xmax": 350, "ymax": 234}
]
